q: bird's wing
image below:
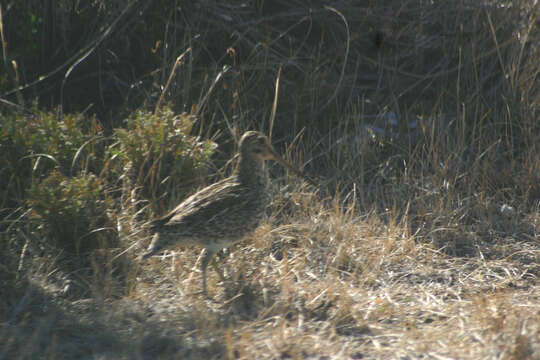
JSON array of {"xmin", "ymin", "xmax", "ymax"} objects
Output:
[{"xmin": 150, "ymin": 177, "xmax": 244, "ymax": 230}]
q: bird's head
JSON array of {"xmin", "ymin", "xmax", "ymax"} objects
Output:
[
  {"xmin": 239, "ymin": 131, "xmax": 280, "ymax": 161},
  {"xmin": 237, "ymin": 131, "xmax": 315, "ymax": 185}
]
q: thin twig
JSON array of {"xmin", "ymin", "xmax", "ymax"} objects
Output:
[{"xmin": 155, "ymin": 47, "xmax": 192, "ymax": 114}]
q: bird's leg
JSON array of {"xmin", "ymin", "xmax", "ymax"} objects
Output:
[
  {"xmin": 200, "ymin": 248, "xmax": 216, "ymax": 295},
  {"xmin": 211, "ymin": 256, "xmax": 226, "ymax": 283},
  {"xmin": 200, "ymin": 248, "xmax": 228, "ymax": 295}
]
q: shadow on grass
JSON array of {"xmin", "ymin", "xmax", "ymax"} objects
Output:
[{"xmin": 0, "ymin": 277, "xmax": 226, "ymax": 360}]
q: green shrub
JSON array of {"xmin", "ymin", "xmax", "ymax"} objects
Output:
[
  {"xmin": 111, "ymin": 108, "xmax": 216, "ymax": 213},
  {"xmin": 26, "ymin": 171, "xmax": 114, "ymax": 254},
  {"xmin": 0, "ymin": 110, "xmax": 103, "ymax": 210}
]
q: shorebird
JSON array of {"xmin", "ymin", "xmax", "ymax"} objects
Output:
[{"xmin": 141, "ymin": 131, "xmax": 305, "ymax": 294}]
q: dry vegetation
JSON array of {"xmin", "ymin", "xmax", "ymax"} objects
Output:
[{"xmin": 1, "ymin": 1, "xmax": 539, "ymax": 359}]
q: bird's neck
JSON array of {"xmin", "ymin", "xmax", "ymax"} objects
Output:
[{"xmin": 237, "ymin": 153, "xmax": 267, "ymax": 187}]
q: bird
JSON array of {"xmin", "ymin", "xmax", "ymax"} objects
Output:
[{"xmin": 140, "ymin": 130, "xmax": 306, "ymax": 295}]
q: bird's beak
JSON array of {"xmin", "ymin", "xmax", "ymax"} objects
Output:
[{"xmin": 265, "ymin": 144, "xmax": 315, "ymax": 185}]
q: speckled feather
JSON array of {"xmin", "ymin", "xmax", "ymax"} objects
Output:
[{"xmin": 145, "ymin": 170, "xmax": 269, "ymax": 255}]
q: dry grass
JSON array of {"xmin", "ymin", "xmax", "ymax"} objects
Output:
[
  {"xmin": 126, "ymin": 186, "xmax": 539, "ymax": 359},
  {"xmin": 3, "ymin": 182, "xmax": 538, "ymax": 359}
]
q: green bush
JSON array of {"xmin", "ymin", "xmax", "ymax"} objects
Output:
[
  {"xmin": 112, "ymin": 108, "xmax": 216, "ymax": 213},
  {"xmin": 26, "ymin": 171, "xmax": 114, "ymax": 254},
  {"xmin": 0, "ymin": 110, "xmax": 103, "ymax": 211}
]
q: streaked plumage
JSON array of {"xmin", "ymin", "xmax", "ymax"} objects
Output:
[{"xmin": 141, "ymin": 131, "xmax": 301, "ymax": 294}]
